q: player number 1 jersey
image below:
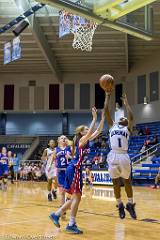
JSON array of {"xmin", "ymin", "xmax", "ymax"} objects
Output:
[{"xmin": 109, "ymin": 124, "xmax": 130, "ymax": 152}]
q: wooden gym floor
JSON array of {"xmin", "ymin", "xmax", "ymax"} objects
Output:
[{"xmin": 0, "ymin": 182, "xmax": 159, "ymax": 240}]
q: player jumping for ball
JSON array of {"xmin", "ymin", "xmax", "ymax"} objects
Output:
[
  {"xmin": 104, "ymin": 90, "xmax": 137, "ymax": 219},
  {"xmin": 49, "ymin": 107, "xmax": 105, "ymax": 234}
]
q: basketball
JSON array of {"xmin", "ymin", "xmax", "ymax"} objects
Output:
[{"xmin": 99, "ymin": 74, "xmax": 115, "ymax": 92}]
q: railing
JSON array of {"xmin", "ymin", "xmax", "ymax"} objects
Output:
[
  {"xmin": 131, "ymin": 142, "xmax": 160, "ymax": 165},
  {"xmin": 22, "ymin": 159, "xmax": 42, "ymax": 163}
]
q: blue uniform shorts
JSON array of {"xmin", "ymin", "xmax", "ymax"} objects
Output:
[
  {"xmin": 0, "ymin": 164, "xmax": 9, "ymax": 177},
  {"xmin": 64, "ymin": 163, "xmax": 83, "ymax": 195},
  {"xmin": 57, "ymin": 169, "xmax": 66, "ymax": 188}
]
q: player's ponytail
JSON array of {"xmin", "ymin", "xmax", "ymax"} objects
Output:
[
  {"xmin": 73, "ymin": 125, "xmax": 86, "ymax": 145},
  {"xmin": 71, "ymin": 125, "xmax": 86, "ymax": 155}
]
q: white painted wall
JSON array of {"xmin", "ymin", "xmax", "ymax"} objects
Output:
[
  {"xmin": 125, "ymin": 50, "xmax": 160, "ymax": 124},
  {"xmin": 0, "ymin": 72, "xmax": 117, "ymax": 114},
  {"xmin": 1, "ymin": 48, "xmax": 160, "ymax": 125}
]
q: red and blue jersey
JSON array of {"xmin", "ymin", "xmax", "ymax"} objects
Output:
[{"xmin": 70, "ymin": 141, "xmax": 90, "ymax": 169}]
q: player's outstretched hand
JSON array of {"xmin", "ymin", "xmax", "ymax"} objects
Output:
[
  {"xmin": 121, "ymin": 93, "xmax": 128, "ymax": 105},
  {"xmin": 91, "ymin": 106, "xmax": 97, "ymax": 120},
  {"xmin": 105, "ymin": 90, "xmax": 112, "ymax": 96}
]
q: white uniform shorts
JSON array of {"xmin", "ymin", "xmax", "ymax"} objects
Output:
[
  {"xmin": 45, "ymin": 165, "xmax": 57, "ymax": 179},
  {"xmin": 107, "ymin": 150, "xmax": 131, "ymax": 179}
]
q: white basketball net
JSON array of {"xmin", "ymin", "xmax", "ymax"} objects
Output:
[{"xmin": 72, "ymin": 23, "xmax": 97, "ymax": 52}]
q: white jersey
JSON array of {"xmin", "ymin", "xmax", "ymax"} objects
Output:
[
  {"xmin": 46, "ymin": 148, "xmax": 54, "ymax": 167},
  {"xmin": 109, "ymin": 123, "xmax": 130, "ymax": 152},
  {"xmin": 45, "ymin": 148, "xmax": 57, "ymax": 178}
]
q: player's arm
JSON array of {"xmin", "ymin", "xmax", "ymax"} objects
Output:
[
  {"xmin": 79, "ymin": 107, "xmax": 97, "ymax": 147},
  {"xmin": 67, "ymin": 140, "xmax": 74, "ymax": 157},
  {"xmin": 66, "ymin": 148, "xmax": 73, "ymax": 159},
  {"xmin": 89, "ymin": 110, "xmax": 105, "ymax": 141},
  {"xmin": 104, "ymin": 92, "xmax": 113, "ymax": 129},
  {"xmin": 47, "ymin": 150, "xmax": 56, "ymax": 171},
  {"xmin": 51, "ymin": 150, "xmax": 57, "ymax": 163},
  {"xmin": 122, "ymin": 93, "xmax": 133, "ymax": 132},
  {"xmin": 41, "ymin": 149, "xmax": 47, "ymax": 161}
]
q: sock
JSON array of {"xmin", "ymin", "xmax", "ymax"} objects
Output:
[
  {"xmin": 117, "ymin": 198, "xmax": 122, "ymax": 205},
  {"xmin": 128, "ymin": 198, "xmax": 133, "ymax": 204},
  {"xmin": 69, "ymin": 216, "xmax": 75, "ymax": 226},
  {"xmin": 56, "ymin": 207, "xmax": 64, "ymax": 217}
]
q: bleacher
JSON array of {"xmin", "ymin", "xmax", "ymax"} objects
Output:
[
  {"xmin": 129, "ymin": 135, "xmax": 146, "ymax": 158},
  {"xmin": 137, "ymin": 121, "xmax": 160, "ymax": 135},
  {"xmin": 26, "ymin": 121, "xmax": 160, "ymax": 185},
  {"xmin": 132, "ymin": 121, "xmax": 160, "ymax": 184}
]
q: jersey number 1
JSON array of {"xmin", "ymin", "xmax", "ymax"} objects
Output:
[{"xmin": 118, "ymin": 138, "xmax": 122, "ymax": 148}]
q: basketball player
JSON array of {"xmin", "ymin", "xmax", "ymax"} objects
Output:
[
  {"xmin": 0, "ymin": 147, "xmax": 9, "ymax": 191},
  {"xmin": 104, "ymin": 92, "xmax": 137, "ymax": 219},
  {"xmin": 51, "ymin": 135, "xmax": 72, "ymax": 215},
  {"xmin": 49, "ymin": 107, "xmax": 105, "ymax": 234},
  {"xmin": 85, "ymin": 167, "xmax": 93, "ymax": 187},
  {"xmin": 8, "ymin": 151, "xmax": 14, "ymax": 184},
  {"xmin": 41, "ymin": 139, "xmax": 58, "ymax": 201}
]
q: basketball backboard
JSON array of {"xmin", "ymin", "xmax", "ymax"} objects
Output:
[
  {"xmin": 68, "ymin": 0, "xmax": 156, "ymax": 20},
  {"xmin": 37, "ymin": 0, "xmax": 156, "ymax": 41}
]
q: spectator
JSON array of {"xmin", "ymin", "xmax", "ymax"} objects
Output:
[
  {"xmin": 99, "ymin": 153, "xmax": 107, "ymax": 168},
  {"xmin": 138, "ymin": 128, "xmax": 144, "ymax": 136},
  {"xmin": 140, "ymin": 144, "xmax": 146, "ymax": 154},
  {"xmin": 92, "ymin": 160, "xmax": 100, "ymax": 170},
  {"xmin": 101, "ymin": 140, "xmax": 107, "ymax": 149},
  {"xmin": 93, "ymin": 154, "xmax": 100, "ymax": 164},
  {"xmin": 85, "ymin": 167, "xmax": 93, "ymax": 186},
  {"xmin": 153, "ymin": 168, "xmax": 160, "ymax": 189},
  {"xmin": 144, "ymin": 126, "xmax": 151, "ymax": 135},
  {"xmin": 153, "ymin": 135, "xmax": 159, "ymax": 145},
  {"xmin": 94, "ymin": 138, "xmax": 101, "ymax": 152},
  {"xmin": 132, "ymin": 127, "xmax": 138, "ymax": 136},
  {"xmin": 13, "ymin": 153, "xmax": 19, "ymax": 181},
  {"xmin": 8, "ymin": 151, "xmax": 14, "ymax": 184}
]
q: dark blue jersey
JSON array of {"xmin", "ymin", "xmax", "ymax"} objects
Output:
[
  {"xmin": 56, "ymin": 146, "xmax": 71, "ymax": 169},
  {"xmin": 0, "ymin": 153, "xmax": 8, "ymax": 165}
]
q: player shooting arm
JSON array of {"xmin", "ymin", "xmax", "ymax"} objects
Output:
[
  {"xmin": 104, "ymin": 92, "xmax": 113, "ymax": 129},
  {"xmin": 89, "ymin": 110, "xmax": 105, "ymax": 141},
  {"xmin": 79, "ymin": 107, "xmax": 97, "ymax": 147},
  {"xmin": 122, "ymin": 93, "xmax": 133, "ymax": 132}
]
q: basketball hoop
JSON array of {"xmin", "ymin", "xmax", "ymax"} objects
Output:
[
  {"xmin": 59, "ymin": 10, "xmax": 97, "ymax": 52},
  {"xmin": 71, "ymin": 21, "xmax": 97, "ymax": 52}
]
